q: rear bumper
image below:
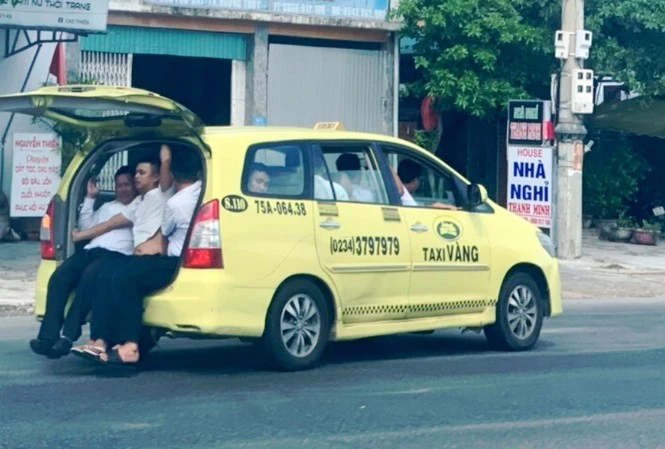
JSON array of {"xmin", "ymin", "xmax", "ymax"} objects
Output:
[{"xmin": 141, "ymin": 270, "xmax": 275, "ymax": 338}]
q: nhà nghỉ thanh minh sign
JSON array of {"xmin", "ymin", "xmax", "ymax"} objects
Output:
[{"xmin": 506, "ymin": 146, "xmax": 552, "ymax": 229}]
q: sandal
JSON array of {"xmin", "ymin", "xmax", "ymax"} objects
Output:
[
  {"xmin": 96, "ymin": 348, "xmax": 139, "ymax": 373},
  {"xmin": 71, "ymin": 345, "xmax": 106, "ymax": 362}
]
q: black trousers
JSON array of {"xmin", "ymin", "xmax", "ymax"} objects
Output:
[
  {"xmin": 37, "ymin": 247, "xmax": 126, "ymax": 342},
  {"xmin": 90, "ymin": 255, "xmax": 179, "ymax": 345}
]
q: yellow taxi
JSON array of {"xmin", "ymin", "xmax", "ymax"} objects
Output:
[{"xmin": 0, "ymin": 85, "xmax": 561, "ymax": 371}]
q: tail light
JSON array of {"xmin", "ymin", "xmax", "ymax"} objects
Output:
[
  {"xmin": 40, "ymin": 198, "xmax": 56, "ymax": 260},
  {"xmin": 183, "ymin": 199, "xmax": 223, "ymax": 269}
]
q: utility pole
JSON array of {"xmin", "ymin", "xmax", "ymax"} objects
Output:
[{"xmin": 553, "ymin": 0, "xmax": 588, "ymax": 259}]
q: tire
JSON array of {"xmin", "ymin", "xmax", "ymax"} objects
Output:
[
  {"xmin": 484, "ymin": 272, "xmax": 544, "ymax": 351},
  {"xmin": 261, "ymin": 279, "xmax": 331, "ymax": 371}
]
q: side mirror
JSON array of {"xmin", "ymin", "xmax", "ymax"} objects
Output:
[{"xmin": 467, "ymin": 184, "xmax": 488, "ymax": 208}]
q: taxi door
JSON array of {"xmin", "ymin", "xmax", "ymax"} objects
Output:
[
  {"xmin": 311, "ymin": 142, "xmax": 412, "ymax": 325},
  {"xmin": 381, "ymin": 145, "xmax": 492, "ymax": 319}
]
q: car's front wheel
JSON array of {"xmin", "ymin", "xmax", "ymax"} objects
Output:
[
  {"xmin": 484, "ymin": 272, "xmax": 544, "ymax": 351},
  {"xmin": 262, "ymin": 279, "xmax": 330, "ymax": 371}
]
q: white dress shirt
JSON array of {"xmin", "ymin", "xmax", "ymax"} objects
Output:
[
  {"xmin": 351, "ymin": 185, "xmax": 374, "ymax": 203},
  {"xmin": 79, "ymin": 198, "xmax": 134, "ymax": 256},
  {"xmin": 161, "ymin": 181, "xmax": 202, "ymax": 257},
  {"xmin": 313, "ymin": 175, "xmax": 349, "ymax": 201},
  {"xmin": 400, "ymin": 188, "xmax": 418, "ymax": 206},
  {"xmin": 122, "ymin": 185, "xmax": 175, "ymax": 247}
]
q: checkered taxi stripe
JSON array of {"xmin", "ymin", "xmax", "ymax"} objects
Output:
[{"xmin": 342, "ymin": 299, "xmax": 498, "ymax": 319}]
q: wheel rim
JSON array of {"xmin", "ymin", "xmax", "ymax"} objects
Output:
[
  {"xmin": 506, "ymin": 285, "xmax": 538, "ymax": 340},
  {"xmin": 280, "ymin": 293, "xmax": 321, "ymax": 358}
]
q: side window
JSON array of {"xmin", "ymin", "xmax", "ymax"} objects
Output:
[
  {"xmin": 242, "ymin": 144, "xmax": 305, "ymax": 197},
  {"xmin": 385, "ymin": 149, "xmax": 463, "ymax": 208},
  {"xmin": 313, "ymin": 143, "xmax": 390, "ymax": 205}
]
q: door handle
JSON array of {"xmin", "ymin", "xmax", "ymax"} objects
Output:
[
  {"xmin": 410, "ymin": 224, "xmax": 428, "ymax": 233},
  {"xmin": 320, "ymin": 221, "xmax": 341, "ymax": 229}
]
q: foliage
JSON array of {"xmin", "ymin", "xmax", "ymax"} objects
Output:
[
  {"xmin": 414, "ymin": 129, "xmax": 439, "ymax": 153},
  {"xmin": 637, "ymin": 219, "xmax": 661, "ymax": 233},
  {"xmin": 395, "ymin": 0, "xmax": 554, "ymax": 118},
  {"xmin": 583, "ymin": 133, "xmax": 650, "ymax": 219},
  {"xmin": 585, "ymin": 0, "xmax": 665, "ymax": 96},
  {"xmin": 616, "ymin": 212, "xmax": 636, "ymax": 229},
  {"xmin": 396, "ymin": 0, "xmax": 665, "ymax": 118}
]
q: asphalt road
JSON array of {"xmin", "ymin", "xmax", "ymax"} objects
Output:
[{"xmin": 2, "ymin": 298, "xmax": 665, "ymax": 449}]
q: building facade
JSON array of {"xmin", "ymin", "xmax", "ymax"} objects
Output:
[
  {"xmin": 0, "ymin": 0, "xmax": 400, "ymax": 229},
  {"xmin": 72, "ymin": 0, "xmax": 400, "ymax": 133}
]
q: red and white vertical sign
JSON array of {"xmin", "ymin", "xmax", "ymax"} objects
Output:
[
  {"xmin": 507, "ymin": 146, "xmax": 553, "ymax": 229},
  {"xmin": 10, "ymin": 133, "xmax": 62, "ymax": 218}
]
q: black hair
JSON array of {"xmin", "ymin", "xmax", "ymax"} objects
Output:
[
  {"xmin": 171, "ymin": 150, "xmax": 201, "ymax": 183},
  {"xmin": 336, "ymin": 153, "xmax": 361, "ymax": 171},
  {"xmin": 136, "ymin": 154, "xmax": 161, "ymax": 176},
  {"xmin": 249, "ymin": 162, "xmax": 270, "ymax": 176},
  {"xmin": 398, "ymin": 159, "xmax": 423, "ymax": 184},
  {"xmin": 114, "ymin": 165, "xmax": 135, "ymax": 181}
]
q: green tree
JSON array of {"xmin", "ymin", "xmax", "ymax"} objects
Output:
[
  {"xmin": 582, "ymin": 132, "xmax": 650, "ymax": 219},
  {"xmin": 396, "ymin": 0, "xmax": 555, "ymax": 118},
  {"xmin": 396, "ymin": 0, "xmax": 665, "ymax": 118},
  {"xmin": 585, "ymin": 0, "xmax": 665, "ymax": 96}
]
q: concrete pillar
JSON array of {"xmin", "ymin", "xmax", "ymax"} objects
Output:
[
  {"xmin": 245, "ymin": 24, "xmax": 269, "ymax": 126},
  {"xmin": 64, "ymin": 39, "xmax": 81, "ymax": 83},
  {"xmin": 231, "ymin": 60, "xmax": 247, "ymax": 126},
  {"xmin": 382, "ymin": 32, "xmax": 397, "ymax": 137}
]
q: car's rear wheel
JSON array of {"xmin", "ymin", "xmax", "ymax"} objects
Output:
[
  {"xmin": 262, "ymin": 279, "xmax": 330, "ymax": 371},
  {"xmin": 484, "ymin": 272, "xmax": 543, "ymax": 351}
]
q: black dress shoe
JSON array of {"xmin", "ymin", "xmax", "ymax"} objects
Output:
[
  {"xmin": 48, "ymin": 337, "xmax": 73, "ymax": 359},
  {"xmin": 29, "ymin": 338, "xmax": 55, "ymax": 356}
]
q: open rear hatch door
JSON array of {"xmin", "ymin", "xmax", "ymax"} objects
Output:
[{"xmin": 0, "ymin": 85, "xmax": 209, "ymax": 153}]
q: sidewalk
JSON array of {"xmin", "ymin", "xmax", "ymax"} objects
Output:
[
  {"xmin": 560, "ymin": 229, "xmax": 665, "ymax": 299},
  {"xmin": 0, "ymin": 231, "xmax": 664, "ymax": 316},
  {"xmin": 0, "ymin": 241, "xmax": 39, "ymax": 316}
]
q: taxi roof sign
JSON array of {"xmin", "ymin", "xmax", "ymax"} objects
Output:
[{"xmin": 314, "ymin": 121, "xmax": 345, "ymax": 131}]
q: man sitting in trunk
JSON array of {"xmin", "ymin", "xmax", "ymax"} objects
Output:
[
  {"xmin": 29, "ymin": 166, "xmax": 137, "ymax": 359},
  {"xmin": 74, "ymin": 149, "xmax": 202, "ymax": 369},
  {"xmin": 67, "ymin": 144, "xmax": 175, "ymax": 360}
]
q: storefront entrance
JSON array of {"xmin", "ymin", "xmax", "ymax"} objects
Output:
[{"xmin": 132, "ymin": 54, "xmax": 232, "ymax": 126}]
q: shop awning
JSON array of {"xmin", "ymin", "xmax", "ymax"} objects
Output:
[
  {"xmin": 81, "ymin": 25, "xmax": 248, "ymax": 61},
  {"xmin": 589, "ymin": 96, "xmax": 665, "ymax": 139}
]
